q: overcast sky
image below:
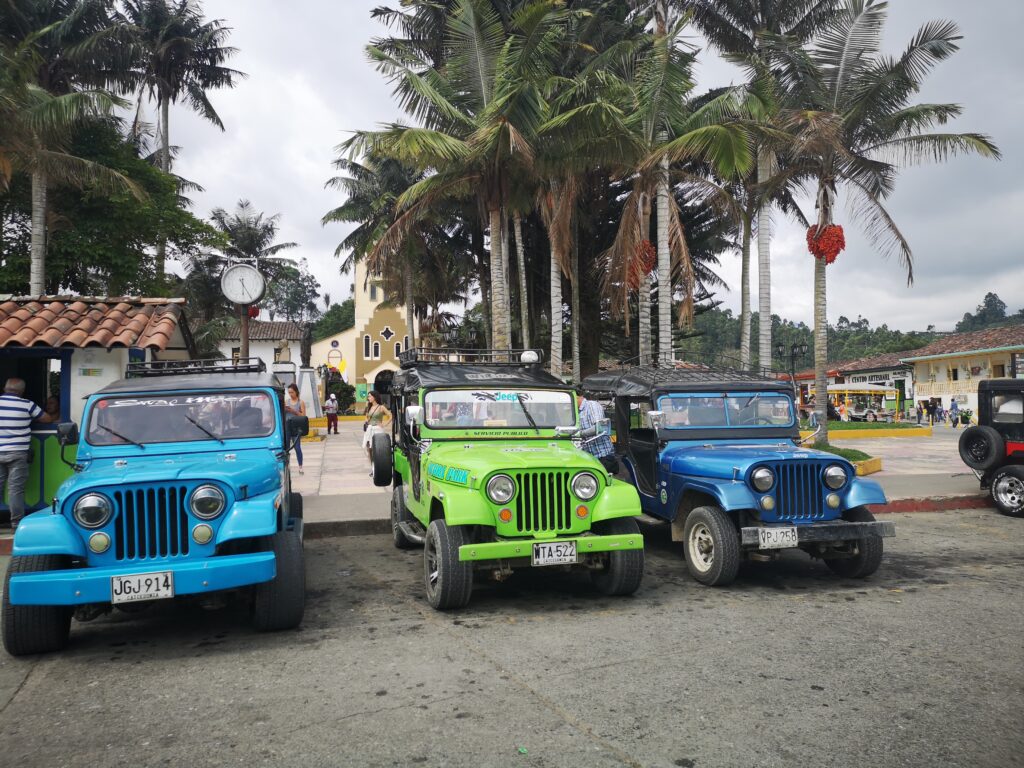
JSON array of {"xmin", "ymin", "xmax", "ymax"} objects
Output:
[{"xmin": 171, "ymin": 0, "xmax": 1024, "ymax": 331}]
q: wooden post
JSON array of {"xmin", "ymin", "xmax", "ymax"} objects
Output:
[{"xmin": 239, "ymin": 304, "xmax": 250, "ymax": 360}]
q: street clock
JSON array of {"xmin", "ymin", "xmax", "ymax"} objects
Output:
[{"xmin": 220, "ymin": 263, "xmax": 266, "ymax": 305}]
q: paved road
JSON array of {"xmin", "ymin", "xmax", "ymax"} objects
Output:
[{"xmin": 1, "ymin": 511, "xmax": 1022, "ymax": 768}]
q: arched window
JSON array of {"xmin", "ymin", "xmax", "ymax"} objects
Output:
[
  {"xmin": 404, "ymin": 335, "xmax": 410, "ymax": 351},
  {"xmin": 363, "ymin": 335, "xmax": 371, "ymax": 359},
  {"xmin": 394, "ymin": 342, "xmax": 402, "ymax": 358},
  {"xmin": 373, "ymin": 342, "xmax": 381, "ymax": 359}
]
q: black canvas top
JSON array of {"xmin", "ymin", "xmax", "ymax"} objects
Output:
[
  {"xmin": 979, "ymin": 378, "xmax": 1024, "ymax": 393},
  {"xmin": 96, "ymin": 372, "xmax": 284, "ymax": 396},
  {"xmin": 393, "ymin": 363, "xmax": 571, "ymax": 393},
  {"xmin": 583, "ymin": 366, "xmax": 793, "ymax": 398}
]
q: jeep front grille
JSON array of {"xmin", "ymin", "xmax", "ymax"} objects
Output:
[
  {"xmin": 770, "ymin": 462, "xmax": 826, "ymax": 521},
  {"xmin": 512, "ymin": 471, "xmax": 573, "ymax": 534},
  {"xmin": 113, "ymin": 485, "xmax": 191, "ymax": 560}
]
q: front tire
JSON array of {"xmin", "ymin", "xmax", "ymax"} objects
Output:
[
  {"xmin": 2, "ymin": 555, "xmax": 72, "ymax": 656},
  {"xmin": 590, "ymin": 517, "xmax": 644, "ymax": 596},
  {"xmin": 391, "ymin": 485, "xmax": 418, "ymax": 549},
  {"xmin": 423, "ymin": 521, "xmax": 473, "ymax": 610},
  {"xmin": 824, "ymin": 506, "xmax": 884, "ymax": 579},
  {"xmin": 289, "ymin": 492, "xmax": 303, "ymax": 520},
  {"xmin": 990, "ymin": 465, "xmax": 1024, "ymax": 517},
  {"xmin": 682, "ymin": 506, "xmax": 740, "ymax": 586},
  {"xmin": 252, "ymin": 530, "xmax": 305, "ymax": 631}
]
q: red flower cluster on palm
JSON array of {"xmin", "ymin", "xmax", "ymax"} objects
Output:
[
  {"xmin": 806, "ymin": 224, "xmax": 846, "ymax": 265},
  {"xmin": 627, "ymin": 240, "xmax": 657, "ymax": 290}
]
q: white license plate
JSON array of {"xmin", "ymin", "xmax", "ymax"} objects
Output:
[
  {"xmin": 110, "ymin": 571, "xmax": 174, "ymax": 604},
  {"xmin": 532, "ymin": 541, "xmax": 578, "ymax": 566},
  {"xmin": 758, "ymin": 526, "xmax": 799, "ymax": 550}
]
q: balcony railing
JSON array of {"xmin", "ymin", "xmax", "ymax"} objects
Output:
[{"xmin": 915, "ymin": 381, "xmax": 977, "ymax": 397}]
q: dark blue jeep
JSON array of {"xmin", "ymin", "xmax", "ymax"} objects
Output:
[
  {"xmin": 584, "ymin": 366, "xmax": 895, "ymax": 586},
  {"xmin": 2, "ymin": 359, "xmax": 308, "ymax": 656}
]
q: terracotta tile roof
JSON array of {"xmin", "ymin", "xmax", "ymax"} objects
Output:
[
  {"xmin": 900, "ymin": 324, "xmax": 1024, "ymax": 361},
  {"xmin": 834, "ymin": 351, "xmax": 912, "ymax": 373},
  {"xmin": 0, "ymin": 297, "xmax": 190, "ymax": 351},
  {"xmin": 223, "ymin": 320, "xmax": 306, "ymax": 341}
]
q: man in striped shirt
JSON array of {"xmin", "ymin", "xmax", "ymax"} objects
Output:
[{"xmin": 1, "ymin": 378, "xmax": 56, "ymax": 529}]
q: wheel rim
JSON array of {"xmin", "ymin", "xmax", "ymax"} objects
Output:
[
  {"xmin": 687, "ymin": 522, "xmax": 715, "ymax": 573},
  {"xmin": 966, "ymin": 437, "xmax": 988, "ymax": 463},
  {"xmin": 994, "ymin": 476, "xmax": 1024, "ymax": 510},
  {"xmin": 425, "ymin": 530, "xmax": 439, "ymax": 594}
]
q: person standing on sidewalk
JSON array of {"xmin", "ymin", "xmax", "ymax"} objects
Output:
[
  {"xmin": 948, "ymin": 398, "xmax": 960, "ymax": 429},
  {"xmin": 323, "ymin": 393, "xmax": 340, "ymax": 435},
  {"xmin": 362, "ymin": 391, "xmax": 392, "ymax": 474},
  {"xmin": 1, "ymin": 378, "xmax": 56, "ymax": 530},
  {"xmin": 576, "ymin": 389, "xmax": 618, "ymax": 474},
  {"xmin": 285, "ymin": 383, "xmax": 306, "ymax": 475}
]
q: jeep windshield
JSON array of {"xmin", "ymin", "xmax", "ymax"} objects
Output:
[
  {"xmin": 424, "ymin": 389, "xmax": 575, "ymax": 429},
  {"xmin": 87, "ymin": 391, "xmax": 276, "ymax": 445},
  {"xmin": 657, "ymin": 392, "xmax": 795, "ymax": 428}
]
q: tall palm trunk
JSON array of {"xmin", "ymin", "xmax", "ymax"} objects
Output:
[
  {"xmin": 739, "ymin": 204, "xmax": 753, "ymax": 369},
  {"xmin": 570, "ymin": 235, "xmax": 581, "ymax": 382},
  {"xmin": 513, "ymin": 213, "xmax": 530, "ymax": 347},
  {"xmin": 656, "ymin": 154, "xmax": 671, "ymax": 364},
  {"xmin": 29, "ymin": 169, "xmax": 47, "ymax": 295},
  {"xmin": 488, "ymin": 207, "xmax": 510, "ymax": 349},
  {"xmin": 549, "ymin": 244, "xmax": 562, "ymax": 375},
  {"xmin": 404, "ymin": 262, "xmax": 416, "ymax": 349},
  {"xmin": 756, "ymin": 147, "xmax": 773, "ymax": 370},
  {"xmin": 813, "ymin": 252, "xmax": 828, "ymax": 444},
  {"xmin": 638, "ymin": 274, "xmax": 652, "ymax": 365},
  {"xmin": 156, "ymin": 93, "xmax": 171, "ymax": 284}
]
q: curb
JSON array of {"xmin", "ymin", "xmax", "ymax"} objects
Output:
[
  {"xmin": 854, "ymin": 457, "xmax": 883, "ymax": 476},
  {"xmin": 872, "ymin": 494, "xmax": 990, "ymax": 514},
  {"xmin": 305, "ymin": 518, "xmax": 391, "ymax": 538}
]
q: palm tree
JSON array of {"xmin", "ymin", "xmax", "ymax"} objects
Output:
[
  {"xmin": 686, "ymin": 0, "xmax": 841, "ymax": 369},
  {"xmin": 210, "ymin": 199, "xmax": 298, "ymax": 265},
  {"xmin": 765, "ymin": 0, "xmax": 999, "ymax": 441},
  {"xmin": 119, "ymin": 0, "xmax": 243, "ymax": 282}
]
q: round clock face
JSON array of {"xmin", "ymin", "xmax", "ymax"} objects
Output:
[{"xmin": 221, "ymin": 263, "xmax": 266, "ymax": 305}]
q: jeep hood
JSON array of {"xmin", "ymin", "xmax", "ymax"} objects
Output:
[
  {"xmin": 661, "ymin": 441, "xmax": 853, "ymax": 481},
  {"xmin": 57, "ymin": 450, "xmax": 282, "ymax": 501},
  {"xmin": 425, "ymin": 440, "xmax": 601, "ymax": 478}
]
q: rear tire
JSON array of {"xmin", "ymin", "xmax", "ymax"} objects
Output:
[
  {"xmin": 824, "ymin": 506, "xmax": 884, "ymax": 579},
  {"xmin": 371, "ymin": 432, "xmax": 393, "ymax": 487},
  {"xmin": 590, "ymin": 518, "xmax": 644, "ymax": 596},
  {"xmin": 423, "ymin": 521, "xmax": 473, "ymax": 610},
  {"xmin": 391, "ymin": 485, "xmax": 418, "ymax": 549},
  {"xmin": 682, "ymin": 506, "xmax": 740, "ymax": 586},
  {"xmin": 252, "ymin": 531, "xmax": 305, "ymax": 631},
  {"xmin": 990, "ymin": 465, "xmax": 1024, "ymax": 517},
  {"xmin": 2, "ymin": 555, "xmax": 72, "ymax": 656},
  {"xmin": 959, "ymin": 426, "xmax": 1004, "ymax": 471}
]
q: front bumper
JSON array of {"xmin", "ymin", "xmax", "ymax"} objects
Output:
[
  {"xmin": 458, "ymin": 532, "xmax": 643, "ymax": 563},
  {"xmin": 8, "ymin": 552, "xmax": 276, "ymax": 606},
  {"xmin": 740, "ymin": 520, "xmax": 895, "ymax": 547}
]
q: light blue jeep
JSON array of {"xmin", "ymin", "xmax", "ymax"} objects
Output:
[
  {"xmin": 2, "ymin": 359, "xmax": 308, "ymax": 655},
  {"xmin": 583, "ymin": 366, "xmax": 895, "ymax": 586}
]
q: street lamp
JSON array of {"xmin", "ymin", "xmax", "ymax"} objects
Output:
[{"xmin": 775, "ymin": 342, "xmax": 809, "ymax": 396}]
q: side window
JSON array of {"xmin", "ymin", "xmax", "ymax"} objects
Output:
[
  {"xmin": 992, "ymin": 394, "xmax": 1023, "ymax": 424},
  {"xmin": 395, "ymin": 342, "xmax": 402, "ymax": 358},
  {"xmin": 363, "ymin": 335, "xmax": 371, "ymax": 359},
  {"xmin": 630, "ymin": 400, "xmax": 654, "ymax": 430},
  {"xmin": 373, "ymin": 342, "xmax": 381, "ymax": 359}
]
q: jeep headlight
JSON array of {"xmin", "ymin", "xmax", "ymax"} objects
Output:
[
  {"xmin": 823, "ymin": 465, "xmax": 848, "ymax": 490},
  {"xmin": 190, "ymin": 485, "xmax": 226, "ymax": 519},
  {"xmin": 751, "ymin": 467, "xmax": 775, "ymax": 492},
  {"xmin": 571, "ymin": 472, "xmax": 599, "ymax": 501},
  {"xmin": 486, "ymin": 474, "xmax": 516, "ymax": 504},
  {"xmin": 74, "ymin": 493, "xmax": 112, "ymax": 529}
]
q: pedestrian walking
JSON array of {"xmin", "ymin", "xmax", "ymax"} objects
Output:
[
  {"xmin": 926, "ymin": 400, "xmax": 936, "ymax": 426},
  {"xmin": 949, "ymin": 398, "xmax": 960, "ymax": 429},
  {"xmin": 285, "ymin": 383, "xmax": 306, "ymax": 474},
  {"xmin": 915, "ymin": 402, "xmax": 923, "ymax": 425},
  {"xmin": 1, "ymin": 378, "xmax": 56, "ymax": 530},
  {"xmin": 839, "ymin": 400, "xmax": 848, "ymax": 422},
  {"xmin": 576, "ymin": 389, "xmax": 618, "ymax": 474},
  {"xmin": 324, "ymin": 393, "xmax": 340, "ymax": 435},
  {"xmin": 362, "ymin": 391, "xmax": 392, "ymax": 474}
]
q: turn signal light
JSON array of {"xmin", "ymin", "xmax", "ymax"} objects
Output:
[
  {"xmin": 826, "ymin": 493, "xmax": 841, "ymax": 509},
  {"xmin": 760, "ymin": 496, "xmax": 776, "ymax": 512},
  {"xmin": 192, "ymin": 524, "xmax": 214, "ymax": 545},
  {"xmin": 576, "ymin": 505, "xmax": 589, "ymax": 519},
  {"xmin": 88, "ymin": 532, "xmax": 110, "ymax": 554},
  {"xmin": 498, "ymin": 508, "xmax": 512, "ymax": 523}
]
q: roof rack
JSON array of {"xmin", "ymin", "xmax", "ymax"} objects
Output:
[
  {"xmin": 125, "ymin": 357, "xmax": 267, "ymax": 378},
  {"xmin": 399, "ymin": 347, "xmax": 545, "ymax": 368}
]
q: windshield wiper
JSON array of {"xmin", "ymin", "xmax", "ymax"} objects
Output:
[
  {"xmin": 185, "ymin": 414, "xmax": 225, "ymax": 444},
  {"xmin": 96, "ymin": 423, "xmax": 145, "ymax": 448},
  {"xmin": 515, "ymin": 393, "xmax": 541, "ymax": 434}
]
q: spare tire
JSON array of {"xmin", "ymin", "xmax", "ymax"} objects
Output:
[
  {"xmin": 371, "ymin": 431, "xmax": 393, "ymax": 487},
  {"xmin": 959, "ymin": 425, "xmax": 1005, "ymax": 471}
]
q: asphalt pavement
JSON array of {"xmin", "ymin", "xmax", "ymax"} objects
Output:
[{"xmin": 1, "ymin": 510, "xmax": 1022, "ymax": 768}]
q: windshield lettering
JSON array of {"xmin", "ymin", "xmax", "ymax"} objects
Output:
[{"xmin": 424, "ymin": 389, "xmax": 574, "ymax": 430}]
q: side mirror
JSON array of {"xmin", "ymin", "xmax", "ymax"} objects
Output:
[
  {"xmin": 405, "ymin": 405, "xmax": 424, "ymax": 426},
  {"xmin": 287, "ymin": 414, "xmax": 309, "ymax": 438},
  {"xmin": 57, "ymin": 422, "xmax": 79, "ymax": 446},
  {"xmin": 647, "ymin": 411, "xmax": 665, "ymax": 430}
]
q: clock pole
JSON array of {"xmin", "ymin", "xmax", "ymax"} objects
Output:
[{"xmin": 239, "ymin": 303, "xmax": 250, "ymax": 359}]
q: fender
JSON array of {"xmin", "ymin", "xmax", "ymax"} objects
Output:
[
  {"xmin": 438, "ymin": 485, "xmax": 494, "ymax": 526},
  {"xmin": 216, "ymin": 491, "xmax": 280, "ymax": 545},
  {"xmin": 843, "ymin": 477, "xmax": 887, "ymax": 509},
  {"xmin": 669, "ymin": 475, "xmax": 758, "ymax": 516},
  {"xmin": 13, "ymin": 513, "xmax": 87, "ymax": 558},
  {"xmin": 591, "ymin": 479, "xmax": 642, "ymax": 523}
]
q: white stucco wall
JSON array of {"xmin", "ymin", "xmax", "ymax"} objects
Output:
[{"xmin": 68, "ymin": 348, "xmax": 130, "ymax": 424}]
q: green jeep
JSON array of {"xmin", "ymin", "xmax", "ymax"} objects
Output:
[{"xmin": 371, "ymin": 349, "xmax": 644, "ymax": 609}]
